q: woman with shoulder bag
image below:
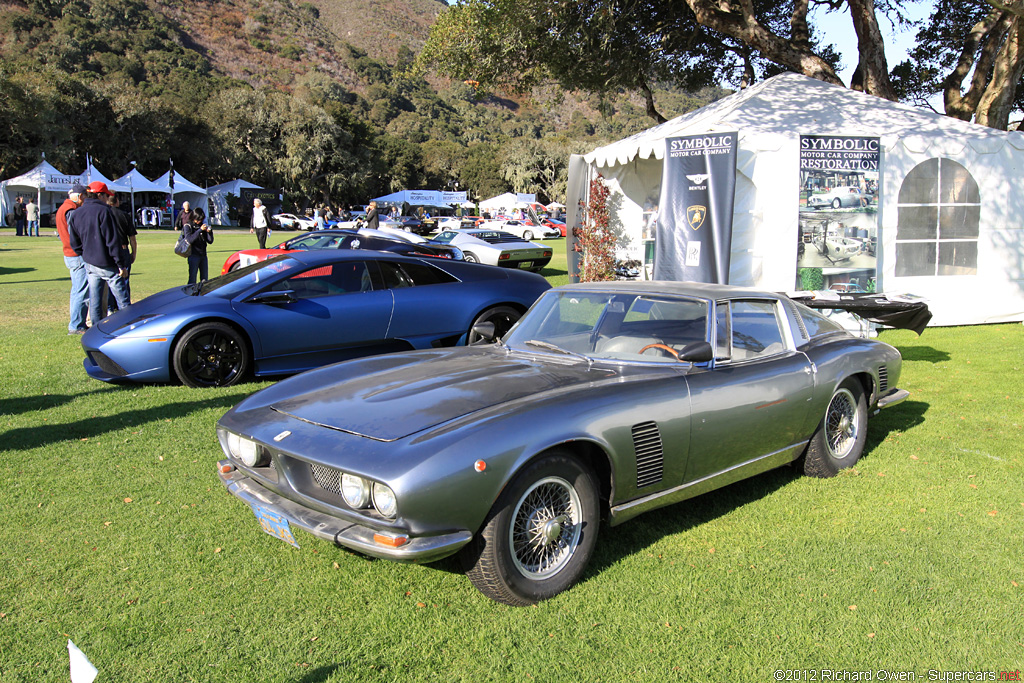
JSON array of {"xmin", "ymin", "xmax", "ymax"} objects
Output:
[{"xmin": 183, "ymin": 208, "xmax": 214, "ymax": 284}]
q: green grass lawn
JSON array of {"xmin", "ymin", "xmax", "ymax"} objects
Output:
[{"xmin": 1, "ymin": 229, "xmax": 1022, "ymax": 681}]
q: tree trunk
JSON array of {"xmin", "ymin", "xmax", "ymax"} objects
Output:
[
  {"xmin": 943, "ymin": 8, "xmax": 1010, "ymax": 121},
  {"xmin": 683, "ymin": 0, "xmax": 844, "ymax": 86},
  {"xmin": 847, "ymin": 0, "xmax": 898, "ymax": 100},
  {"xmin": 975, "ymin": 14, "xmax": 1024, "ymax": 129}
]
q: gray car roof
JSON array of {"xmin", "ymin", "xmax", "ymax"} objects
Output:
[{"xmin": 554, "ymin": 280, "xmax": 782, "ymax": 301}]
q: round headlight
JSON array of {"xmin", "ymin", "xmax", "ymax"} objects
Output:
[
  {"xmin": 341, "ymin": 474, "xmax": 371, "ymax": 509},
  {"xmin": 372, "ymin": 483, "xmax": 398, "ymax": 519},
  {"xmin": 237, "ymin": 437, "xmax": 259, "ymax": 467},
  {"xmin": 224, "ymin": 431, "xmax": 241, "ymax": 459}
]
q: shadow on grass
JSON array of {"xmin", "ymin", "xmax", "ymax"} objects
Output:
[
  {"xmin": 3, "ymin": 384, "xmax": 254, "ymax": 451},
  {"xmin": 293, "ymin": 664, "xmax": 342, "ymax": 682},
  {"xmin": 0, "ymin": 266, "xmax": 35, "ymax": 277},
  {"xmin": 897, "ymin": 346, "xmax": 952, "ymax": 363}
]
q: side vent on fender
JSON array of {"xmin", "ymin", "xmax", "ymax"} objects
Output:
[
  {"xmin": 877, "ymin": 365, "xmax": 889, "ymax": 393},
  {"xmin": 632, "ymin": 421, "xmax": 664, "ymax": 488}
]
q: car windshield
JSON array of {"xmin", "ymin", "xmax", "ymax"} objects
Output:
[
  {"xmin": 195, "ymin": 256, "xmax": 303, "ymax": 298},
  {"xmin": 505, "ymin": 290, "xmax": 710, "ymax": 363}
]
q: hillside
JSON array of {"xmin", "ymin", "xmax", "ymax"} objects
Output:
[{"xmin": 0, "ymin": 0, "xmax": 723, "ymax": 207}]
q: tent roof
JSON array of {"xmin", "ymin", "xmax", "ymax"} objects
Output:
[
  {"xmin": 207, "ymin": 179, "xmax": 262, "ymax": 195},
  {"xmin": 2, "ymin": 160, "xmax": 81, "ymax": 191},
  {"xmin": 153, "ymin": 170, "xmax": 207, "ymax": 195},
  {"xmin": 478, "ymin": 192, "xmax": 519, "ymax": 208},
  {"xmin": 112, "ymin": 169, "xmax": 166, "ymax": 193},
  {"xmin": 585, "ymin": 72, "xmax": 1024, "ymax": 167},
  {"xmin": 79, "ymin": 163, "xmax": 131, "ymax": 193}
]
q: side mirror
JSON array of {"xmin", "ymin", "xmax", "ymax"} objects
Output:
[
  {"xmin": 248, "ymin": 290, "xmax": 296, "ymax": 305},
  {"xmin": 678, "ymin": 341, "xmax": 714, "ymax": 363},
  {"xmin": 470, "ymin": 321, "xmax": 496, "ymax": 344}
]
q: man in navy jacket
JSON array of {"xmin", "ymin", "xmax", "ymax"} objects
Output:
[{"xmin": 68, "ymin": 181, "xmax": 131, "ymax": 326}]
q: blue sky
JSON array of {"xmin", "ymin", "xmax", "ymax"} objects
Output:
[{"xmin": 811, "ymin": 1, "xmax": 936, "ymax": 83}]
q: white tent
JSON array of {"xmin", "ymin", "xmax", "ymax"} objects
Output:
[
  {"xmin": 207, "ymin": 179, "xmax": 262, "ymax": 226},
  {"xmin": 1, "ymin": 160, "xmax": 84, "ymax": 226},
  {"xmin": 153, "ymin": 170, "xmax": 208, "ymax": 222},
  {"xmin": 78, "ymin": 162, "xmax": 131, "ymax": 193},
  {"xmin": 479, "ymin": 192, "xmax": 537, "ymax": 215},
  {"xmin": 568, "ymin": 73, "xmax": 1024, "ymax": 327}
]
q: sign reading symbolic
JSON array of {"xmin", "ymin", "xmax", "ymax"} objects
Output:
[
  {"xmin": 655, "ymin": 133, "xmax": 738, "ymax": 283},
  {"xmin": 687, "ymin": 205, "xmax": 707, "ymax": 231}
]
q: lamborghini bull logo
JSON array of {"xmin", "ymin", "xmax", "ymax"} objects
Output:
[{"xmin": 686, "ymin": 205, "xmax": 707, "ymax": 231}]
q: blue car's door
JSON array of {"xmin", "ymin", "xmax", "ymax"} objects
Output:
[
  {"xmin": 233, "ymin": 260, "xmax": 395, "ymax": 375},
  {"xmin": 375, "ymin": 259, "xmax": 472, "ymax": 346}
]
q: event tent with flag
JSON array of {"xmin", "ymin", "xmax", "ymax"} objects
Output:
[
  {"xmin": 478, "ymin": 192, "xmax": 537, "ymax": 214},
  {"xmin": 207, "ymin": 178, "xmax": 262, "ymax": 225},
  {"xmin": 566, "ymin": 72, "xmax": 1024, "ymax": 327},
  {"xmin": 1, "ymin": 159, "xmax": 85, "ymax": 226},
  {"xmin": 153, "ymin": 169, "xmax": 208, "ymax": 219}
]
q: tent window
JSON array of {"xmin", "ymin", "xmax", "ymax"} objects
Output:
[{"xmin": 895, "ymin": 159, "xmax": 979, "ymax": 276}]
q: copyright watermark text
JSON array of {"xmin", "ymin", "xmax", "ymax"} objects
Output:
[{"xmin": 773, "ymin": 671, "xmax": 1020, "ymax": 682}]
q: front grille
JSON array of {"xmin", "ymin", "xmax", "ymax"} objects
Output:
[
  {"xmin": 632, "ymin": 421, "xmax": 664, "ymax": 488},
  {"xmin": 877, "ymin": 365, "xmax": 889, "ymax": 393},
  {"xmin": 310, "ymin": 462, "xmax": 342, "ymax": 495},
  {"xmin": 88, "ymin": 351, "xmax": 127, "ymax": 377}
]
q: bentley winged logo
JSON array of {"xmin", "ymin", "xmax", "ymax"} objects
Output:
[
  {"xmin": 686, "ymin": 173, "xmax": 710, "ymax": 185},
  {"xmin": 686, "ymin": 205, "xmax": 707, "ymax": 231}
]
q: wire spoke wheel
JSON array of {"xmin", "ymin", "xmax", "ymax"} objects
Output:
[
  {"xmin": 825, "ymin": 388, "xmax": 859, "ymax": 460},
  {"xmin": 509, "ymin": 476, "xmax": 582, "ymax": 579},
  {"xmin": 460, "ymin": 452, "xmax": 599, "ymax": 605},
  {"xmin": 802, "ymin": 379, "xmax": 867, "ymax": 478}
]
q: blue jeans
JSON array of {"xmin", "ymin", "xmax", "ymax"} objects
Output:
[
  {"xmin": 64, "ymin": 255, "xmax": 89, "ymax": 332},
  {"xmin": 187, "ymin": 254, "xmax": 208, "ymax": 284},
  {"xmin": 85, "ymin": 263, "xmax": 130, "ymax": 326},
  {"xmin": 27, "ymin": 220, "xmax": 39, "ymax": 236}
]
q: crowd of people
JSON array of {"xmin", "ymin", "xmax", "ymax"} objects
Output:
[{"xmin": 55, "ymin": 181, "xmax": 137, "ymax": 335}]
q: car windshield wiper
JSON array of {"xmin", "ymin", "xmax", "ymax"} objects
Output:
[{"xmin": 522, "ymin": 340, "xmax": 591, "ymax": 363}]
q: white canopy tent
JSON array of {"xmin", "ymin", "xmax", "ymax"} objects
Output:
[
  {"xmin": 153, "ymin": 170, "xmax": 209, "ymax": 223},
  {"xmin": 568, "ymin": 73, "xmax": 1024, "ymax": 327},
  {"xmin": 206, "ymin": 179, "xmax": 262, "ymax": 225},
  {"xmin": 1, "ymin": 160, "xmax": 84, "ymax": 226},
  {"xmin": 479, "ymin": 192, "xmax": 537, "ymax": 215}
]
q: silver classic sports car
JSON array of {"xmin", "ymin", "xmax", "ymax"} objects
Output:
[{"xmin": 216, "ymin": 282, "xmax": 908, "ymax": 605}]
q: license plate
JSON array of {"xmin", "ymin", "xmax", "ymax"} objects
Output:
[
  {"xmin": 251, "ymin": 504, "xmax": 299, "ymax": 548},
  {"xmin": 518, "ymin": 261, "xmax": 533, "ymax": 269}
]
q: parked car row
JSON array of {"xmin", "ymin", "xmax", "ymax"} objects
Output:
[{"xmin": 73, "ymin": 221, "xmax": 909, "ymax": 607}]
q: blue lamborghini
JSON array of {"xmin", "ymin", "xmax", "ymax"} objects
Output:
[{"xmin": 80, "ymin": 251, "xmax": 550, "ymax": 387}]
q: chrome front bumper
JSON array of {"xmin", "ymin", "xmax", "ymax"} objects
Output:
[{"xmin": 218, "ymin": 463, "xmax": 472, "ymax": 563}]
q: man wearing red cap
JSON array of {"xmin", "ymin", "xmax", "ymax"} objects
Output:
[
  {"xmin": 68, "ymin": 181, "xmax": 131, "ymax": 326},
  {"xmin": 57, "ymin": 183, "xmax": 89, "ymax": 334}
]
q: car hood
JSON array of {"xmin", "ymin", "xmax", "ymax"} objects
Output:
[{"xmin": 269, "ymin": 349, "xmax": 617, "ymax": 441}]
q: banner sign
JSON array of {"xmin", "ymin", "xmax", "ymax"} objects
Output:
[
  {"xmin": 654, "ymin": 133, "xmax": 738, "ymax": 282},
  {"xmin": 796, "ymin": 135, "xmax": 880, "ymax": 294},
  {"xmin": 441, "ymin": 191, "xmax": 468, "ymax": 204}
]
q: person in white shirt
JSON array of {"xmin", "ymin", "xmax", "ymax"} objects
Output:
[{"xmin": 250, "ymin": 198, "xmax": 270, "ymax": 249}]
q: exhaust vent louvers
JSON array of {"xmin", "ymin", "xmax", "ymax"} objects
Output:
[
  {"xmin": 632, "ymin": 421, "xmax": 664, "ymax": 488},
  {"xmin": 878, "ymin": 365, "xmax": 889, "ymax": 393}
]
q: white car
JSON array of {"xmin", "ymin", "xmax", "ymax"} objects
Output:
[
  {"xmin": 273, "ymin": 213, "xmax": 317, "ymax": 231},
  {"xmin": 807, "ymin": 186, "xmax": 872, "ymax": 210},
  {"xmin": 478, "ymin": 219, "xmax": 560, "ymax": 241}
]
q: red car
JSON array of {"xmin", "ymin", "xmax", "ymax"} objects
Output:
[{"xmin": 220, "ymin": 229, "xmax": 464, "ymax": 275}]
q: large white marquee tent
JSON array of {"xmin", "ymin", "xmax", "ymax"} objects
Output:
[{"xmin": 566, "ymin": 73, "xmax": 1024, "ymax": 327}]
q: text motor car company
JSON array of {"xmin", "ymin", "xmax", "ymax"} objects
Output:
[{"xmin": 216, "ymin": 281, "xmax": 908, "ymax": 605}]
